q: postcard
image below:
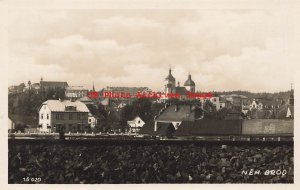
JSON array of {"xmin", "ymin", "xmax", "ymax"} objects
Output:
[{"xmin": 1, "ymin": 0, "xmax": 299, "ymax": 189}]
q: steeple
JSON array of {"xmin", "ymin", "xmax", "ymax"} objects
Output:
[
  {"xmin": 165, "ymin": 66, "xmax": 175, "ymax": 82},
  {"xmin": 92, "ymin": 81, "xmax": 95, "ymax": 92}
]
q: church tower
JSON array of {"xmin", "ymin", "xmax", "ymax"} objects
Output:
[
  {"xmin": 164, "ymin": 68, "xmax": 176, "ymax": 94},
  {"xmin": 184, "ymin": 73, "xmax": 196, "ymax": 93}
]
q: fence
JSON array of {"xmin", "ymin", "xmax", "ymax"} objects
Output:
[{"xmin": 242, "ymin": 119, "xmax": 293, "ymax": 135}]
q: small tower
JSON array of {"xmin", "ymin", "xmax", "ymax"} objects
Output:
[
  {"xmin": 92, "ymin": 81, "xmax": 95, "ymax": 92},
  {"xmin": 184, "ymin": 73, "xmax": 196, "ymax": 93},
  {"xmin": 40, "ymin": 77, "xmax": 43, "ymax": 82}
]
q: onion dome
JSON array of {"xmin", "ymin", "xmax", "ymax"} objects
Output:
[
  {"xmin": 165, "ymin": 68, "xmax": 175, "ymax": 82},
  {"xmin": 184, "ymin": 74, "xmax": 195, "ymax": 86}
]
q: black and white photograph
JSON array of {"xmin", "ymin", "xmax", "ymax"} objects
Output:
[{"xmin": 1, "ymin": 0, "xmax": 299, "ymax": 188}]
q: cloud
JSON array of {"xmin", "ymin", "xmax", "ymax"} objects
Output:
[{"xmin": 7, "ymin": 9, "xmax": 296, "ymax": 92}]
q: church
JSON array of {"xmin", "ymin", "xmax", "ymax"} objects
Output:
[{"xmin": 163, "ymin": 68, "xmax": 196, "ymax": 100}]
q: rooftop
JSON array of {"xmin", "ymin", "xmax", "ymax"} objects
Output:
[{"xmin": 40, "ymin": 100, "xmax": 89, "ymax": 112}]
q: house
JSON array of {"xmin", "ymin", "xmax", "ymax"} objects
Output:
[
  {"xmin": 198, "ymin": 96, "xmax": 221, "ymax": 110},
  {"xmin": 38, "ymin": 100, "xmax": 89, "ymax": 133},
  {"xmin": 39, "ymin": 77, "xmax": 68, "ymax": 91},
  {"xmin": 127, "ymin": 116, "xmax": 146, "ymax": 133},
  {"xmin": 154, "ymin": 104, "xmax": 203, "ymax": 131},
  {"xmin": 249, "ymin": 98, "xmax": 283, "ymax": 111},
  {"xmin": 65, "ymin": 86, "xmax": 89, "ymax": 98},
  {"xmin": 8, "ymin": 83, "xmax": 25, "ymax": 94},
  {"xmin": 102, "ymin": 86, "xmax": 151, "ymax": 99},
  {"xmin": 79, "ymin": 96, "xmax": 97, "ymax": 106}
]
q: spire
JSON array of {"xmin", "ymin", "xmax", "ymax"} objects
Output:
[
  {"xmin": 41, "ymin": 77, "xmax": 43, "ymax": 81},
  {"xmin": 92, "ymin": 81, "xmax": 95, "ymax": 91}
]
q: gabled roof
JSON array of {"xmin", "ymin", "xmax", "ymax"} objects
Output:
[
  {"xmin": 40, "ymin": 100, "xmax": 89, "ymax": 112},
  {"xmin": 156, "ymin": 104, "xmax": 195, "ymax": 122}
]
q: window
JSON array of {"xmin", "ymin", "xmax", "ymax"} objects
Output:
[
  {"xmin": 60, "ymin": 114, "xmax": 64, "ymax": 120},
  {"xmin": 41, "ymin": 114, "xmax": 43, "ymax": 119},
  {"xmin": 89, "ymin": 119, "xmax": 91, "ymax": 122},
  {"xmin": 138, "ymin": 120, "xmax": 140, "ymax": 124},
  {"xmin": 69, "ymin": 113, "xmax": 73, "ymax": 120},
  {"xmin": 77, "ymin": 113, "xmax": 80, "ymax": 120},
  {"xmin": 47, "ymin": 114, "xmax": 49, "ymax": 119},
  {"xmin": 56, "ymin": 114, "xmax": 59, "ymax": 120}
]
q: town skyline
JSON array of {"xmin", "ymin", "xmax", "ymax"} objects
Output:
[{"xmin": 8, "ymin": 9, "xmax": 296, "ymax": 92}]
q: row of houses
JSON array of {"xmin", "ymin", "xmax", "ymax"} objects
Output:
[{"xmin": 9, "ymin": 77, "xmax": 90, "ymax": 99}]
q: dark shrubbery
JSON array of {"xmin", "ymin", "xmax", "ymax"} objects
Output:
[{"xmin": 8, "ymin": 143, "xmax": 293, "ymax": 184}]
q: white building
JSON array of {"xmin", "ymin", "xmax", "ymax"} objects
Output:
[
  {"xmin": 38, "ymin": 100, "xmax": 89, "ymax": 133},
  {"xmin": 198, "ymin": 96, "xmax": 221, "ymax": 110},
  {"xmin": 127, "ymin": 116, "xmax": 145, "ymax": 133},
  {"xmin": 65, "ymin": 86, "xmax": 89, "ymax": 98}
]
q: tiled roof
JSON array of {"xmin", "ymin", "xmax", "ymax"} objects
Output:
[
  {"xmin": 174, "ymin": 119, "xmax": 242, "ymax": 136},
  {"xmin": 40, "ymin": 100, "xmax": 89, "ymax": 112},
  {"xmin": 156, "ymin": 104, "xmax": 196, "ymax": 122}
]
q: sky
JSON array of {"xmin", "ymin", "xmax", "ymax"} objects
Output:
[{"xmin": 7, "ymin": 9, "xmax": 297, "ymax": 92}]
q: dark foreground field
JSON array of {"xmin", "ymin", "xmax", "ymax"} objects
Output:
[{"xmin": 8, "ymin": 139, "xmax": 294, "ymax": 184}]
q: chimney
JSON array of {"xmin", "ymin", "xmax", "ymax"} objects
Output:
[{"xmin": 177, "ymin": 82, "xmax": 180, "ymax": 87}]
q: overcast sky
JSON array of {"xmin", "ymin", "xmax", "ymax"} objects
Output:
[{"xmin": 8, "ymin": 9, "xmax": 297, "ymax": 92}]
